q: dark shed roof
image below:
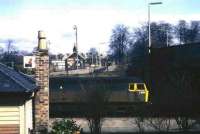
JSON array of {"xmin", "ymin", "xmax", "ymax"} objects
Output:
[{"xmin": 0, "ymin": 63, "xmax": 37, "ymax": 92}]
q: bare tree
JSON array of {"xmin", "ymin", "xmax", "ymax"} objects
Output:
[
  {"xmin": 0, "ymin": 47, "xmax": 3, "ymax": 54},
  {"xmin": 146, "ymin": 117, "xmax": 171, "ymax": 132},
  {"xmin": 0, "ymin": 39, "xmax": 18, "ymax": 68},
  {"xmin": 134, "ymin": 117, "xmax": 145, "ymax": 133},
  {"xmin": 57, "ymin": 53, "xmax": 64, "ymax": 60},
  {"xmin": 4, "ymin": 39, "xmax": 17, "ymax": 54},
  {"xmin": 87, "ymin": 48, "xmax": 99, "ymax": 65},
  {"xmin": 189, "ymin": 21, "xmax": 200, "ymax": 43},
  {"xmin": 79, "ymin": 79, "xmax": 111, "ymax": 134},
  {"xmin": 109, "ymin": 24, "xmax": 129, "ymax": 64},
  {"xmin": 175, "ymin": 20, "xmax": 188, "ymax": 44},
  {"xmin": 151, "ymin": 22, "xmax": 173, "ymax": 48},
  {"xmin": 175, "ymin": 117, "xmax": 196, "ymax": 131},
  {"xmin": 175, "ymin": 20, "xmax": 200, "ymax": 44},
  {"xmin": 0, "ymin": 47, "xmax": 3, "ymax": 60}
]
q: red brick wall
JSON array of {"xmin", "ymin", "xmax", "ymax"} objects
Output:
[{"xmin": 34, "ymin": 52, "xmax": 49, "ymax": 132}]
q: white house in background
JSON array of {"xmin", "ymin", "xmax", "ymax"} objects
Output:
[{"xmin": 51, "ymin": 60, "xmax": 65, "ymax": 71}]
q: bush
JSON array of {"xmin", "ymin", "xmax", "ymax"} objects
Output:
[{"xmin": 51, "ymin": 119, "xmax": 80, "ymax": 134}]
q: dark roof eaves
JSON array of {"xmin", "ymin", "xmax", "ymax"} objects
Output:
[{"xmin": 0, "ymin": 63, "xmax": 37, "ymax": 92}]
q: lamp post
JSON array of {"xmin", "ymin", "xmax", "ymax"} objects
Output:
[
  {"xmin": 148, "ymin": 2, "xmax": 162, "ymax": 54},
  {"xmin": 147, "ymin": 2, "xmax": 162, "ymax": 94},
  {"xmin": 73, "ymin": 25, "xmax": 78, "ymax": 69}
]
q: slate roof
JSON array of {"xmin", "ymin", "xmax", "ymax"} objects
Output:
[{"xmin": 0, "ymin": 63, "xmax": 37, "ymax": 92}]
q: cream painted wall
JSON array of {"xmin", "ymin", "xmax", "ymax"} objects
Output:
[
  {"xmin": 19, "ymin": 105, "xmax": 25, "ymax": 134},
  {"xmin": 25, "ymin": 98, "xmax": 33, "ymax": 134},
  {"xmin": 0, "ymin": 104, "xmax": 32, "ymax": 134}
]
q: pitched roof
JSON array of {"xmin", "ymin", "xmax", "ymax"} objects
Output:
[
  {"xmin": 66, "ymin": 52, "xmax": 85, "ymax": 60},
  {"xmin": 0, "ymin": 63, "xmax": 37, "ymax": 93}
]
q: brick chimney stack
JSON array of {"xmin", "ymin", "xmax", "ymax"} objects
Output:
[{"xmin": 34, "ymin": 31, "xmax": 49, "ymax": 133}]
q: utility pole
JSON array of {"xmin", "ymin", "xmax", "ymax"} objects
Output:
[
  {"xmin": 166, "ymin": 30, "xmax": 169, "ymax": 47},
  {"xmin": 74, "ymin": 25, "xmax": 78, "ymax": 69}
]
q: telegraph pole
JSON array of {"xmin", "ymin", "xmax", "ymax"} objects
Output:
[{"xmin": 73, "ymin": 25, "xmax": 78, "ymax": 69}]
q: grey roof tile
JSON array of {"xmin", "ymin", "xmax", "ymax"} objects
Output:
[{"xmin": 0, "ymin": 63, "xmax": 37, "ymax": 92}]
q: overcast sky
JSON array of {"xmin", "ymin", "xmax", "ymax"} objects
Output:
[{"xmin": 0, "ymin": 0, "xmax": 199, "ymax": 54}]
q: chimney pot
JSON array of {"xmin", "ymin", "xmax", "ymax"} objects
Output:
[
  {"xmin": 38, "ymin": 31, "xmax": 48, "ymax": 52},
  {"xmin": 38, "ymin": 31, "xmax": 46, "ymax": 39}
]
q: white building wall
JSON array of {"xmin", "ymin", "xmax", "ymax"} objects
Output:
[
  {"xmin": 19, "ymin": 105, "xmax": 25, "ymax": 134},
  {"xmin": 51, "ymin": 60, "xmax": 65, "ymax": 71},
  {"xmin": 25, "ymin": 98, "xmax": 33, "ymax": 134}
]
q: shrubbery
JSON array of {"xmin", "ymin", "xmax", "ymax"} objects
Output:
[{"xmin": 51, "ymin": 119, "xmax": 80, "ymax": 134}]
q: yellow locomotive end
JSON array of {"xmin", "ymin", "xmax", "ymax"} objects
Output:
[{"xmin": 128, "ymin": 83, "xmax": 149, "ymax": 102}]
